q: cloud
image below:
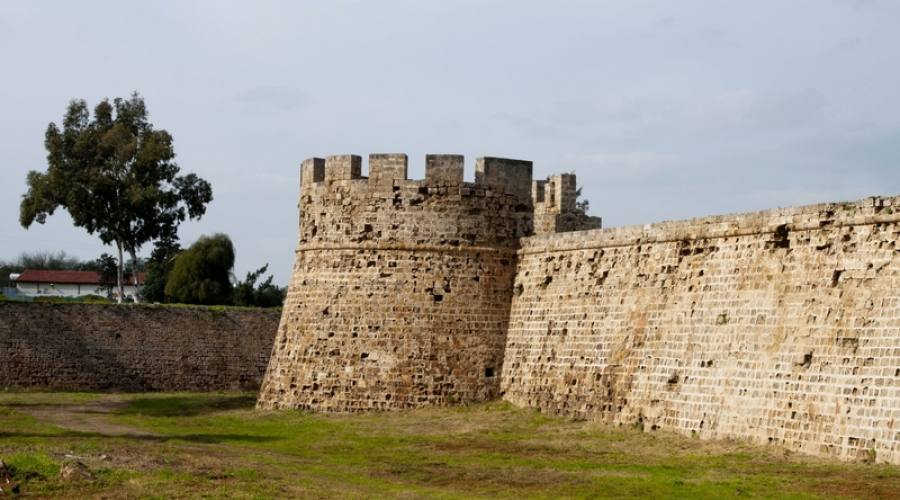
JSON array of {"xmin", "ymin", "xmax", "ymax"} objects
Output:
[
  {"xmin": 695, "ymin": 89, "xmax": 827, "ymax": 130},
  {"xmin": 837, "ymin": 0, "xmax": 880, "ymax": 9},
  {"xmin": 234, "ymin": 85, "xmax": 307, "ymax": 112},
  {"xmin": 542, "ymin": 88, "xmax": 827, "ymax": 147},
  {"xmin": 564, "ymin": 151, "xmax": 680, "ymax": 182},
  {"xmin": 491, "ymin": 112, "xmax": 563, "ymax": 140},
  {"xmin": 832, "ymin": 36, "xmax": 864, "ymax": 53}
]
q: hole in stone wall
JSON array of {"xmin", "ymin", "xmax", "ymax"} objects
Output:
[
  {"xmin": 360, "ymin": 353, "xmax": 369, "ymax": 359},
  {"xmin": 597, "ymin": 270, "xmax": 610, "ymax": 286},
  {"xmin": 485, "ymin": 367, "xmax": 495, "ymax": 378},
  {"xmin": 772, "ymin": 224, "xmax": 791, "ymax": 249},
  {"xmin": 797, "ymin": 352, "xmax": 813, "ymax": 369},
  {"xmin": 433, "ymin": 294, "xmax": 444, "ymax": 303},
  {"xmin": 831, "ymin": 270, "xmax": 844, "ymax": 287}
]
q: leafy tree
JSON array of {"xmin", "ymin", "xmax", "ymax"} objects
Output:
[
  {"xmin": 0, "ymin": 264, "xmax": 15, "ymax": 289},
  {"xmin": 233, "ymin": 264, "xmax": 286, "ymax": 308},
  {"xmin": 141, "ymin": 235, "xmax": 181, "ymax": 303},
  {"xmin": 574, "ymin": 187, "xmax": 590, "ymax": 215},
  {"xmin": 165, "ymin": 234, "xmax": 234, "ymax": 305},
  {"xmin": 92, "ymin": 253, "xmax": 119, "ymax": 298},
  {"xmin": 19, "ymin": 93, "xmax": 213, "ymax": 303}
]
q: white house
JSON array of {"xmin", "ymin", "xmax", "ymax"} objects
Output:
[{"xmin": 12, "ymin": 269, "xmax": 145, "ymax": 300}]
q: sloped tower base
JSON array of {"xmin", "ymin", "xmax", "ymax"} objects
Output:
[{"xmin": 257, "ymin": 154, "xmax": 550, "ymax": 411}]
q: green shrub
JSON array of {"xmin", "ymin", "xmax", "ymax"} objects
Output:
[{"xmin": 164, "ymin": 234, "xmax": 235, "ymax": 305}]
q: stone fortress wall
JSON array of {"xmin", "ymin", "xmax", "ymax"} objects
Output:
[
  {"xmin": 257, "ymin": 154, "xmax": 596, "ymax": 410},
  {"xmin": 503, "ymin": 196, "xmax": 900, "ymax": 464},
  {"xmin": 260, "ymin": 153, "xmax": 899, "ymax": 464},
  {"xmin": 0, "ymin": 302, "xmax": 279, "ymax": 391}
]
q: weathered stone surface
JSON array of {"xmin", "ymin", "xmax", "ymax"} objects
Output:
[
  {"xmin": 258, "ymin": 154, "xmax": 599, "ymax": 411},
  {"xmin": 0, "ymin": 303, "xmax": 278, "ymax": 391},
  {"xmin": 533, "ymin": 174, "xmax": 601, "ymax": 235},
  {"xmin": 261, "ymin": 151, "xmax": 900, "ymax": 464},
  {"xmin": 503, "ymin": 196, "xmax": 900, "ymax": 464}
]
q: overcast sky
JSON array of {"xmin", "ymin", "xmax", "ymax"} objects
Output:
[{"xmin": 1, "ymin": 1, "xmax": 898, "ymax": 285}]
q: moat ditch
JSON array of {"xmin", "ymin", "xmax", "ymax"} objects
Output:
[{"xmin": 0, "ymin": 391, "xmax": 897, "ymax": 498}]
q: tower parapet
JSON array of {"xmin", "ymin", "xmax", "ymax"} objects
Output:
[
  {"xmin": 533, "ymin": 173, "xmax": 602, "ymax": 235},
  {"xmin": 258, "ymin": 153, "xmax": 597, "ymax": 412},
  {"xmin": 294, "ymin": 154, "xmax": 535, "ymax": 248}
]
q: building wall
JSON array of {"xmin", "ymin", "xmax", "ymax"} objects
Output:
[
  {"xmin": 501, "ymin": 196, "xmax": 900, "ymax": 464},
  {"xmin": 15, "ymin": 282, "xmax": 138, "ymax": 298},
  {"xmin": 0, "ymin": 302, "xmax": 279, "ymax": 391}
]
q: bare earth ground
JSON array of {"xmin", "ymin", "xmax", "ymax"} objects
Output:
[
  {"xmin": 0, "ymin": 392, "xmax": 897, "ymax": 499},
  {"xmin": 15, "ymin": 396, "xmax": 158, "ymax": 438}
]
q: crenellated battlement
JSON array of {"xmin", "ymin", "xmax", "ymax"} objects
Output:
[
  {"xmin": 301, "ymin": 154, "xmax": 533, "ymax": 198},
  {"xmin": 532, "ymin": 174, "xmax": 576, "ymax": 212},
  {"xmin": 295, "ymin": 153, "xmax": 600, "ymax": 249},
  {"xmin": 532, "ymin": 173, "xmax": 602, "ymax": 234}
]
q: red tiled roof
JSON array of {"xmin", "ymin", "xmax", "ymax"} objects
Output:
[{"xmin": 14, "ymin": 269, "xmax": 147, "ymax": 285}]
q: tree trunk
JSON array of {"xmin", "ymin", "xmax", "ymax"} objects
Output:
[
  {"xmin": 116, "ymin": 241, "xmax": 125, "ymax": 304},
  {"xmin": 129, "ymin": 248, "xmax": 141, "ymax": 303}
]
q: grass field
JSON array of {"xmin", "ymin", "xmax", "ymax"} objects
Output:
[{"xmin": 0, "ymin": 392, "xmax": 896, "ymax": 498}]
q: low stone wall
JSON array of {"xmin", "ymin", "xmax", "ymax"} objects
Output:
[
  {"xmin": 502, "ymin": 196, "xmax": 900, "ymax": 464},
  {"xmin": 0, "ymin": 302, "xmax": 279, "ymax": 391}
]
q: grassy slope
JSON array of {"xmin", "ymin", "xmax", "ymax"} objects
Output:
[{"xmin": 0, "ymin": 392, "xmax": 897, "ymax": 499}]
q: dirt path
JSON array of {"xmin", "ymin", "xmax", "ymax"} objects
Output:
[{"xmin": 17, "ymin": 396, "xmax": 158, "ymax": 438}]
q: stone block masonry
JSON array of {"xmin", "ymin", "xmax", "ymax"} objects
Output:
[
  {"xmin": 502, "ymin": 196, "xmax": 900, "ymax": 464},
  {"xmin": 259, "ymin": 151, "xmax": 898, "ymax": 464},
  {"xmin": 0, "ymin": 303, "xmax": 279, "ymax": 391},
  {"xmin": 257, "ymin": 153, "xmax": 599, "ymax": 411}
]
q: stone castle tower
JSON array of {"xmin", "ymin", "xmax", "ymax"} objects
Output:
[{"xmin": 257, "ymin": 154, "xmax": 598, "ymax": 411}]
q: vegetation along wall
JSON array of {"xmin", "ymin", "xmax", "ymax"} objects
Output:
[
  {"xmin": 501, "ymin": 195, "xmax": 900, "ymax": 464},
  {"xmin": 0, "ymin": 302, "xmax": 279, "ymax": 391}
]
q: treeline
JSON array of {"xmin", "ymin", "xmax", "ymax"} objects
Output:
[
  {"xmin": 2, "ymin": 234, "xmax": 285, "ymax": 308},
  {"xmin": 0, "ymin": 251, "xmax": 117, "ymax": 288}
]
